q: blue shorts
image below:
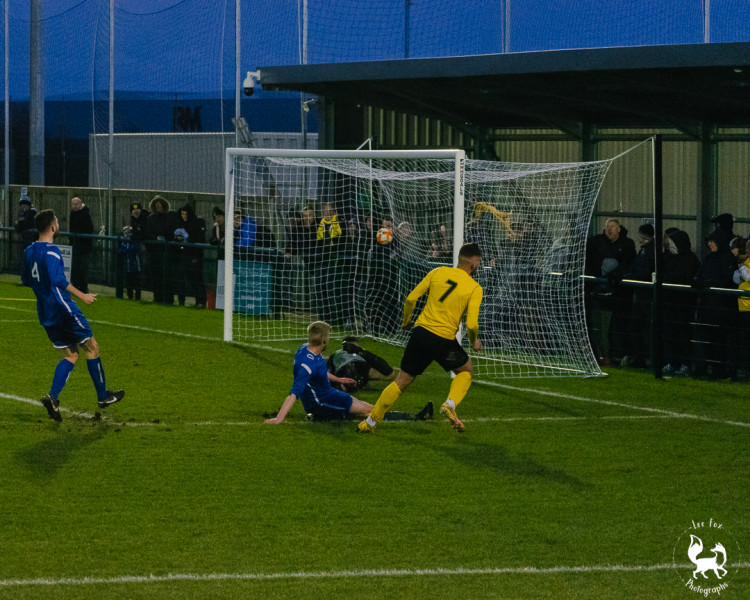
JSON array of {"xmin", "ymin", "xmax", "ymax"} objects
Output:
[
  {"xmin": 44, "ymin": 313, "xmax": 94, "ymax": 349},
  {"xmin": 302, "ymin": 388, "xmax": 353, "ymax": 421}
]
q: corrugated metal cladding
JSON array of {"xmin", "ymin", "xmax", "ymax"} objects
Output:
[
  {"xmin": 88, "ymin": 132, "xmax": 318, "ymax": 194},
  {"xmin": 365, "ymin": 107, "xmax": 468, "ymax": 150},
  {"xmin": 363, "ymin": 106, "xmax": 750, "ymax": 243}
]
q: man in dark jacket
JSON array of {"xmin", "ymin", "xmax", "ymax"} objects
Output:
[
  {"xmin": 585, "ymin": 217, "xmax": 636, "ymax": 365},
  {"xmin": 710, "ymin": 213, "xmax": 734, "ymax": 240},
  {"xmin": 622, "ymin": 223, "xmax": 656, "ymax": 368},
  {"xmin": 14, "ymin": 196, "xmax": 37, "ymax": 274},
  {"xmin": 129, "ymin": 202, "xmax": 149, "ymax": 241},
  {"xmin": 173, "ymin": 204, "xmax": 207, "ymax": 308},
  {"xmin": 661, "ymin": 228, "xmax": 701, "ymax": 375},
  {"xmin": 69, "ymin": 196, "xmax": 95, "ymax": 293},
  {"xmin": 145, "ymin": 195, "xmax": 180, "ymax": 304},
  {"xmin": 692, "ymin": 229, "xmax": 737, "ymax": 378}
]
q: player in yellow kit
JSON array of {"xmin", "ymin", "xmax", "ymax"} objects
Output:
[{"xmin": 357, "ymin": 242, "xmax": 483, "ymax": 433}]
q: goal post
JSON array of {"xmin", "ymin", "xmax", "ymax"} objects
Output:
[{"xmin": 223, "ymin": 147, "xmax": 613, "ymax": 381}]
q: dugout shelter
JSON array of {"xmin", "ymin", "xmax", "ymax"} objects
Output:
[{"xmin": 258, "ymin": 41, "xmax": 750, "ymax": 243}]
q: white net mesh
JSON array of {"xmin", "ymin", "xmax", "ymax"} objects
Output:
[{"xmin": 226, "ymin": 150, "xmax": 613, "ymax": 380}]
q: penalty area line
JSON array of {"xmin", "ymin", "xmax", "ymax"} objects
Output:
[
  {"xmin": 2, "ymin": 562, "xmax": 750, "ymax": 587},
  {"xmin": 0, "ymin": 305, "xmax": 285, "ymax": 353},
  {"xmin": 482, "ymin": 381, "xmax": 750, "ymax": 429}
]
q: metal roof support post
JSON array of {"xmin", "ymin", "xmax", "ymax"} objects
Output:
[
  {"xmin": 580, "ymin": 122, "xmax": 596, "ymax": 162},
  {"xmin": 651, "ymin": 135, "xmax": 664, "ymax": 379},
  {"xmin": 699, "ymin": 123, "xmax": 717, "ymax": 249},
  {"xmin": 581, "ymin": 122, "xmax": 597, "ymax": 236}
]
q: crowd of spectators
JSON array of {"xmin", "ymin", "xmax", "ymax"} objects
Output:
[{"xmin": 585, "ymin": 212, "xmax": 750, "ymax": 380}]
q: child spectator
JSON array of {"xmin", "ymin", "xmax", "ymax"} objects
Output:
[{"xmin": 117, "ymin": 226, "xmax": 144, "ymax": 300}]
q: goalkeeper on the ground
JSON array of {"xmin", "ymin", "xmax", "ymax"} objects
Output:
[
  {"xmin": 265, "ymin": 321, "xmax": 432, "ymax": 424},
  {"xmin": 357, "ymin": 242, "xmax": 483, "ymax": 433},
  {"xmin": 327, "ymin": 336, "xmax": 396, "ymax": 393}
]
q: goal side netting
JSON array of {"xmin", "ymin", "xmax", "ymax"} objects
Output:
[{"xmin": 223, "ymin": 148, "xmax": 613, "ymax": 380}]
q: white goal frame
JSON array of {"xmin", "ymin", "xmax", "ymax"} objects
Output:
[{"xmin": 223, "ymin": 148, "xmax": 466, "ymax": 343}]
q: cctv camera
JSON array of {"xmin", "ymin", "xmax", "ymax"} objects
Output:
[{"xmin": 243, "ymin": 70, "xmax": 260, "ymax": 97}]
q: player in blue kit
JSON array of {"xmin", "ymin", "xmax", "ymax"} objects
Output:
[
  {"xmin": 22, "ymin": 209, "xmax": 124, "ymax": 422},
  {"xmin": 265, "ymin": 321, "xmax": 431, "ymax": 424}
]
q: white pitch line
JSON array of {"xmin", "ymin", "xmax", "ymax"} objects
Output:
[
  {"xmin": 483, "ymin": 381, "xmax": 750, "ymax": 429},
  {"xmin": 1, "ymin": 562, "xmax": 749, "ymax": 588},
  {"xmin": 0, "ymin": 392, "xmax": 98, "ymax": 420},
  {"xmin": 0, "ymin": 391, "xmax": 695, "ymax": 428},
  {"xmin": 114, "ymin": 414, "xmax": 684, "ymax": 428}
]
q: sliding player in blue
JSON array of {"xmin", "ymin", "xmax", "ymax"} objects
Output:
[
  {"xmin": 265, "ymin": 320, "xmax": 431, "ymax": 424},
  {"xmin": 22, "ymin": 209, "xmax": 124, "ymax": 422}
]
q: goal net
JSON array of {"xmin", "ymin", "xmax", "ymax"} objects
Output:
[{"xmin": 224, "ymin": 148, "xmax": 613, "ymax": 380}]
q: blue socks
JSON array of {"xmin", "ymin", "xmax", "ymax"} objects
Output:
[
  {"xmin": 50, "ymin": 359, "xmax": 75, "ymax": 398},
  {"xmin": 86, "ymin": 358, "xmax": 108, "ymax": 400}
]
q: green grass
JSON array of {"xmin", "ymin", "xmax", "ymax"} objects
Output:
[{"xmin": 1, "ymin": 276, "xmax": 749, "ymax": 599}]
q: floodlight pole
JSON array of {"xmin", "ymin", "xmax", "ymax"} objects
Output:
[
  {"xmin": 703, "ymin": 0, "xmax": 711, "ymax": 43},
  {"xmin": 108, "ymin": 0, "xmax": 114, "ymax": 236},
  {"xmin": 404, "ymin": 0, "xmax": 411, "ymax": 58},
  {"xmin": 235, "ymin": 0, "xmax": 240, "ymax": 147},
  {"xmin": 29, "ymin": 0, "xmax": 44, "ymax": 185},
  {"xmin": 503, "ymin": 0, "xmax": 511, "ymax": 53},
  {"xmin": 4, "ymin": 0, "xmax": 9, "ymax": 222},
  {"xmin": 300, "ymin": 0, "xmax": 308, "ymax": 150}
]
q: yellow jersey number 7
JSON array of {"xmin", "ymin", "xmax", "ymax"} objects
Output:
[{"xmin": 438, "ymin": 279, "xmax": 457, "ymax": 302}]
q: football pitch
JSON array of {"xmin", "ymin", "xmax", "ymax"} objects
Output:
[{"xmin": 0, "ymin": 277, "xmax": 748, "ymax": 599}]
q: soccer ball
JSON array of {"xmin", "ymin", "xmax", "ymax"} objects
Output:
[{"xmin": 376, "ymin": 227, "xmax": 393, "ymax": 245}]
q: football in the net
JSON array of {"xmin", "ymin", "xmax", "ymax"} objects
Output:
[{"xmin": 376, "ymin": 227, "xmax": 394, "ymax": 245}]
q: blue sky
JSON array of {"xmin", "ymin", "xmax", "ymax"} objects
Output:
[{"xmin": 4, "ymin": 0, "xmax": 750, "ymax": 100}]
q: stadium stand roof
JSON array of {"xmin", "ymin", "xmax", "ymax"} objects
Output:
[{"xmin": 259, "ymin": 42, "xmax": 750, "ymax": 134}]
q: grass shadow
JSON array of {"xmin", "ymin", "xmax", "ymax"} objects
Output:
[
  {"xmin": 396, "ymin": 433, "xmax": 590, "ymax": 490},
  {"xmin": 15, "ymin": 419, "xmax": 110, "ymax": 478},
  {"xmin": 522, "ymin": 397, "xmax": 584, "ymax": 417},
  {"xmin": 232, "ymin": 343, "xmax": 287, "ymax": 369}
]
